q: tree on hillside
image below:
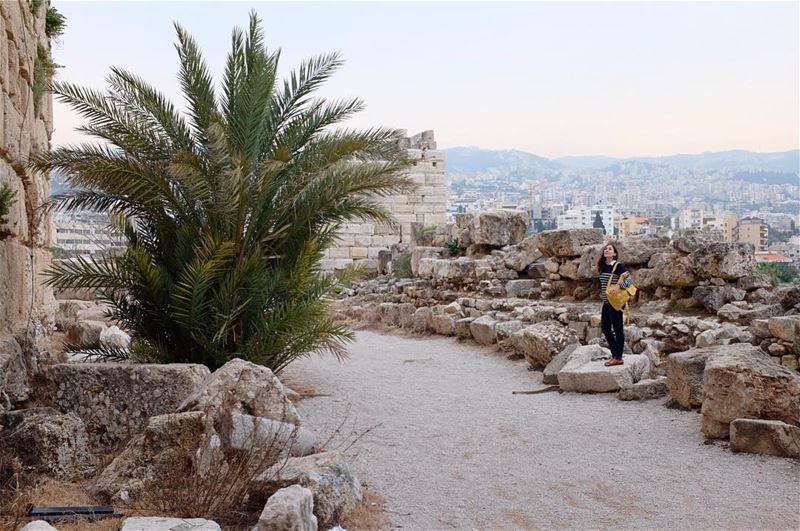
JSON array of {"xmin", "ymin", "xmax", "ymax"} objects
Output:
[
  {"xmin": 592, "ymin": 211, "xmax": 605, "ymax": 232},
  {"xmin": 32, "ymin": 13, "xmax": 415, "ymax": 372}
]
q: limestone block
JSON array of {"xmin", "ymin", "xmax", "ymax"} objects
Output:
[
  {"xmin": 511, "ymin": 320, "xmax": 579, "ymax": 368},
  {"xmin": 730, "ymin": 419, "xmax": 800, "ymax": 459},
  {"xmin": 44, "ymin": 363, "xmax": 210, "ymax": 447},
  {"xmin": 20, "ymin": 522, "xmax": 58, "ymax": 531},
  {"xmin": 617, "ymin": 377, "xmax": 668, "ymax": 401},
  {"xmin": 768, "ymin": 316, "xmax": 800, "ymax": 342},
  {"xmin": 255, "ymin": 452, "xmax": 362, "ymax": 529},
  {"xmin": 542, "ymin": 344, "xmax": 580, "ymax": 385},
  {"xmin": 255, "ymin": 485, "xmax": 318, "ymax": 531},
  {"xmin": 665, "ymin": 347, "xmax": 717, "ymax": 408},
  {"xmin": 559, "ymin": 354, "xmax": 651, "ymax": 393},
  {"xmin": 327, "ymin": 247, "xmax": 350, "ymax": 259},
  {"xmin": 701, "ymin": 345, "xmax": 800, "ymax": 439},
  {"xmin": 350, "ymin": 247, "xmax": 368, "ymax": 259},
  {"xmin": 469, "ymin": 315, "xmax": 497, "ymax": 345},
  {"xmin": 179, "ymin": 358, "xmax": 299, "ymax": 426},
  {"xmin": 430, "ymin": 314, "xmax": 456, "ymax": 336}
]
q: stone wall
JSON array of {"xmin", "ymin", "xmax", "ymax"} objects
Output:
[
  {"xmin": 321, "ymin": 130, "xmax": 448, "ymax": 271},
  {"xmin": 0, "ymin": 0, "xmax": 54, "ymax": 408}
]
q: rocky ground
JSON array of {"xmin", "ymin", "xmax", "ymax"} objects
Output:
[{"xmin": 286, "ymin": 330, "xmax": 800, "ymax": 530}]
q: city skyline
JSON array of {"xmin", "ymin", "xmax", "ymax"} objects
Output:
[{"xmin": 50, "ymin": 1, "xmax": 799, "ymax": 158}]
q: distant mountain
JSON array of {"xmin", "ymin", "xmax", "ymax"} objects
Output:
[
  {"xmin": 445, "ymin": 147, "xmax": 799, "ymax": 176},
  {"xmin": 444, "ymin": 147, "xmax": 559, "ymax": 177},
  {"xmin": 731, "ymin": 171, "xmax": 799, "ymax": 186},
  {"xmin": 553, "ymin": 155, "xmax": 621, "ymax": 169}
]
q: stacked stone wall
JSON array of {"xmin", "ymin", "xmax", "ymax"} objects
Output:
[
  {"xmin": 0, "ymin": 0, "xmax": 54, "ymax": 409},
  {"xmin": 321, "ymin": 130, "xmax": 448, "ymax": 271}
]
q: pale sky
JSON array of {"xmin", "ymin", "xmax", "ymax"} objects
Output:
[{"xmin": 50, "ymin": 1, "xmax": 799, "ymax": 158}]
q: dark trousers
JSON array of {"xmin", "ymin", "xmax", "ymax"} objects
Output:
[{"xmin": 601, "ymin": 302, "xmax": 625, "ymax": 359}]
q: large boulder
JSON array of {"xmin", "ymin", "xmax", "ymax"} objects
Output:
[
  {"xmin": 576, "ymin": 235, "xmax": 669, "ymax": 280},
  {"xmin": 542, "ymin": 344, "xmax": 579, "ymax": 385},
  {"xmin": 511, "ymin": 321, "xmax": 579, "ymax": 368},
  {"xmin": 469, "ymin": 315, "xmax": 498, "ymax": 346},
  {"xmin": 665, "ymin": 347, "xmax": 718, "ymax": 408},
  {"xmin": 92, "ymin": 411, "xmax": 221, "ymax": 503},
  {"xmin": 178, "ymin": 358, "xmax": 299, "ymax": 426},
  {"xmin": 42, "ymin": 363, "xmax": 210, "ymax": 448},
  {"xmin": 729, "ymin": 419, "xmax": 800, "ymax": 459},
  {"xmin": 692, "ymin": 286, "xmax": 746, "ymax": 312},
  {"xmin": 695, "ymin": 324, "xmax": 752, "ymax": 348},
  {"xmin": 410, "ymin": 247, "xmax": 442, "ymax": 277},
  {"xmin": 647, "ymin": 253, "xmax": 698, "ymax": 287},
  {"xmin": 99, "ymin": 325, "xmax": 131, "ymax": 350},
  {"xmin": 767, "ymin": 316, "xmax": 800, "ymax": 343},
  {"xmin": 558, "ymin": 349, "xmax": 651, "ymax": 393},
  {"xmin": 0, "ymin": 412, "xmax": 91, "ymax": 480},
  {"xmin": 504, "ymin": 236, "xmax": 542, "ymax": 272},
  {"xmin": 67, "ymin": 319, "xmax": 107, "ymax": 346},
  {"xmin": 536, "ymin": 229, "xmax": 604, "ymax": 258},
  {"xmin": 256, "ymin": 452, "xmax": 362, "ymax": 529},
  {"xmin": 701, "ymin": 345, "xmax": 800, "ymax": 439},
  {"xmin": 505, "ymin": 279, "xmax": 538, "ymax": 298},
  {"xmin": 254, "ymin": 485, "xmax": 318, "ymax": 531},
  {"xmin": 689, "ymin": 242, "xmax": 757, "ymax": 280},
  {"xmin": 468, "ymin": 209, "xmax": 528, "ymax": 247}
]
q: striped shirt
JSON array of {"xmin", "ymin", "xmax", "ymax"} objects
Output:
[{"xmin": 599, "ymin": 261, "xmax": 633, "ymax": 303}]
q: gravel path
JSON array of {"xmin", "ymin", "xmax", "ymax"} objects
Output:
[{"xmin": 283, "ymin": 331, "xmax": 800, "ymax": 530}]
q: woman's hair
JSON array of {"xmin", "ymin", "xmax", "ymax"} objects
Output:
[{"xmin": 597, "ymin": 243, "xmax": 620, "ymax": 273}]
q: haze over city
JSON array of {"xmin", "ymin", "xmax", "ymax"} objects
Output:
[{"xmin": 50, "ymin": 1, "xmax": 799, "ymax": 158}]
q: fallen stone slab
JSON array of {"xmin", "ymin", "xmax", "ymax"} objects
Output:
[
  {"xmin": 730, "ymin": 419, "xmax": 800, "ymax": 459},
  {"xmin": 542, "ymin": 344, "xmax": 579, "ymax": 385},
  {"xmin": 767, "ymin": 316, "xmax": 800, "ymax": 343},
  {"xmin": 119, "ymin": 517, "xmax": 221, "ymax": 530},
  {"xmin": 256, "ymin": 451, "xmax": 362, "ymax": 529},
  {"xmin": 559, "ymin": 354, "xmax": 651, "ymax": 393},
  {"xmin": 536, "ymin": 228, "xmax": 603, "ymax": 258},
  {"xmin": 701, "ymin": 345, "xmax": 800, "ymax": 439},
  {"xmin": 225, "ymin": 413, "xmax": 316, "ymax": 457},
  {"xmin": 468, "ymin": 209, "xmax": 528, "ymax": 247},
  {"xmin": 618, "ymin": 377, "xmax": 668, "ymax": 401},
  {"xmin": 43, "ymin": 362, "xmax": 209, "ymax": 448},
  {"xmin": 254, "ymin": 485, "xmax": 318, "ymax": 531},
  {"xmin": 469, "ymin": 315, "xmax": 497, "ymax": 346}
]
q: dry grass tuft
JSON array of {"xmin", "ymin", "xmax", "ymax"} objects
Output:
[{"xmin": 340, "ymin": 488, "xmax": 387, "ymax": 531}]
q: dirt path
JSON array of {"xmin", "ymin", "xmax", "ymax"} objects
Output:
[{"xmin": 283, "ymin": 331, "xmax": 800, "ymax": 530}]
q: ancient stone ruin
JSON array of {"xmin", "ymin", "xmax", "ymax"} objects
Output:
[{"xmin": 333, "ymin": 210, "xmax": 800, "ymax": 459}]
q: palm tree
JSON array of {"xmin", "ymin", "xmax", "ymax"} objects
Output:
[{"xmin": 32, "ymin": 13, "xmax": 415, "ymax": 371}]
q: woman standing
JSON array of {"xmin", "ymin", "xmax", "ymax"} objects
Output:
[{"xmin": 598, "ymin": 243, "xmax": 633, "ymax": 366}]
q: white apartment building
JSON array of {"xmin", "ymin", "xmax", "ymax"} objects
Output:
[
  {"xmin": 54, "ymin": 212, "xmax": 125, "ymax": 257},
  {"xmin": 556, "ymin": 204, "xmax": 614, "ymax": 235},
  {"xmin": 678, "ymin": 209, "xmax": 704, "ymax": 230}
]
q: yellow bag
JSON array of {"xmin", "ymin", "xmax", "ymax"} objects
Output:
[{"xmin": 606, "ymin": 263, "xmax": 637, "ymax": 323}]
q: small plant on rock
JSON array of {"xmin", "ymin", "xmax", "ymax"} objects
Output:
[
  {"xmin": 443, "ymin": 238, "xmax": 461, "ymax": 257},
  {"xmin": 0, "ymin": 184, "xmax": 17, "ymax": 239}
]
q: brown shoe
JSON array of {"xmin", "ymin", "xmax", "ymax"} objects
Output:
[{"xmin": 604, "ymin": 358, "xmax": 624, "ymax": 367}]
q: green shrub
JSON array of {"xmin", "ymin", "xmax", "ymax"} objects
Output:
[
  {"xmin": 0, "ymin": 184, "xmax": 16, "ymax": 238},
  {"xmin": 758, "ymin": 262, "xmax": 800, "ymax": 286},
  {"xmin": 33, "ymin": 13, "xmax": 414, "ymax": 372},
  {"xmin": 444, "ymin": 238, "xmax": 460, "ymax": 256},
  {"xmin": 32, "ymin": 44, "xmax": 59, "ymax": 113},
  {"xmin": 45, "ymin": 7, "xmax": 67, "ymax": 38}
]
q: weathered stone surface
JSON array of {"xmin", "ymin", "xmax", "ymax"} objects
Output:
[
  {"xmin": 92, "ymin": 411, "xmax": 221, "ymax": 503},
  {"xmin": 0, "ymin": 406, "xmax": 58, "ymax": 431},
  {"xmin": 20, "ymin": 522, "xmax": 58, "ymax": 531},
  {"xmin": 542, "ymin": 344, "xmax": 579, "ymax": 385},
  {"xmin": 767, "ymin": 316, "xmax": 800, "ymax": 343},
  {"xmin": 256, "ymin": 452, "xmax": 362, "ymax": 529},
  {"xmin": 54, "ymin": 299, "xmax": 94, "ymax": 331},
  {"xmin": 504, "ymin": 236, "xmax": 542, "ymax": 272},
  {"xmin": 410, "ymin": 246, "xmax": 442, "ymax": 276},
  {"xmin": 468, "ymin": 209, "xmax": 528, "ymax": 247},
  {"xmin": 665, "ymin": 348, "xmax": 718, "ymax": 408},
  {"xmin": 430, "ymin": 314, "xmax": 456, "ymax": 336},
  {"xmin": 43, "ymin": 363, "xmax": 210, "ymax": 447},
  {"xmin": 179, "ymin": 358, "xmax": 299, "ymax": 426},
  {"xmin": 469, "ymin": 315, "xmax": 497, "ymax": 345},
  {"xmin": 779, "ymin": 286, "xmax": 800, "ymax": 310},
  {"xmin": 689, "ymin": 242, "xmax": 757, "ymax": 280},
  {"xmin": 455, "ymin": 317, "xmax": 474, "ymax": 340},
  {"xmin": 505, "ymin": 279, "xmax": 538, "ymax": 298},
  {"xmin": 730, "ymin": 419, "xmax": 800, "ymax": 459},
  {"xmin": 671, "ymin": 232, "xmax": 716, "ymax": 254},
  {"xmin": 412, "ymin": 306, "xmax": 432, "ymax": 333},
  {"xmin": 701, "ymin": 345, "xmax": 800, "ymax": 439},
  {"xmin": 0, "ymin": 333, "xmax": 30, "ymax": 408},
  {"xmin": 692, "ymin": 286, "xmax": 746, "ymax": 312},
  {"xmin": 559, "ymin": 350, "xmax": 651, "ymax": 393},
  {"xmin": 119, "ymin": 518, "xmax": 222, "ymax": 531},
  {"xmin": 695, "ymin": 324, "xmax": 751, "ymax": 348},
  {"xmin": 537, "ymin": 229, "xmax": 604, "ymax": 258},
  {"xmin": 576, "ymin": 235, "xmax": 668, "ymax": 280},
  {"xmin": 0, "ymin": 413, "xmax": 90, "ymax": 480},
  {"xmin": 737, "ymin": 273, "xmax": 773, "ymax": 291},
  {"xmin": 511, "ymin": 320, "xmax": 579, "ymax": 368},
  {"xmin": 67, "ymin": 319, "xmax": 107, "ymax": 346},
  {"xmin": 226, "ymin": 413, "xmax": 316, "ymax": 457},
  {"xmin": 618, "ymin": 377, "xmax": 668, "ymax": 401},
  {"xmin": 100, "ymin": 325, "xmax": 131, "ymax": 350},
  {"xmin": 647, "ymin": 253, "xmax": 698, "ymax": 288},
  {"xmin": 255, "ymin": 485, "xmax": 318, "ymax": 531}
]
